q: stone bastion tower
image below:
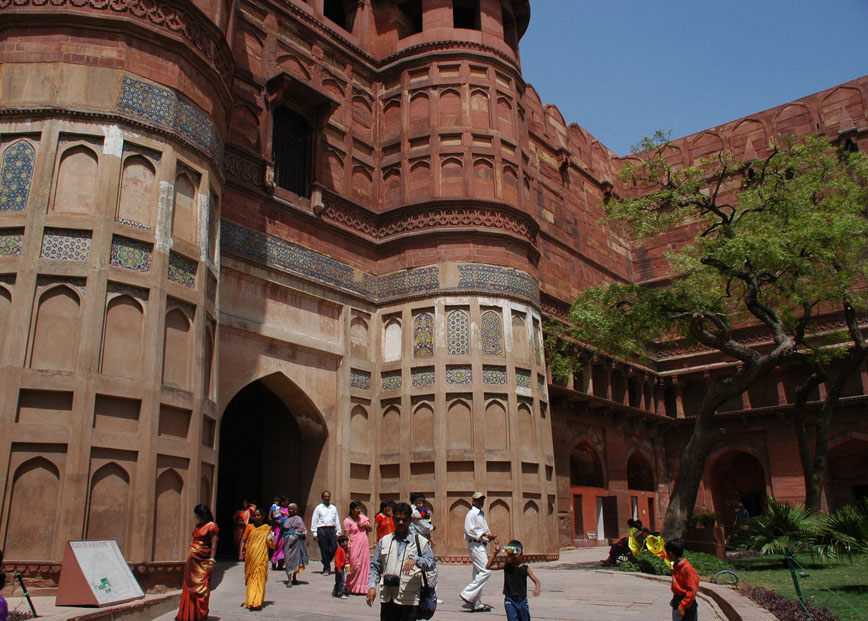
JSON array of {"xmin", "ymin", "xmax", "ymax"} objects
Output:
[{"xmin": 0, "ymin": 0, "xmax": 559, "ymax": 576}]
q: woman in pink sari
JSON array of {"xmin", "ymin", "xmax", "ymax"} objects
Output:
[
  {"xmin": 342, "ymin": 500, "xmax": 372, "ymax": 594},
  {"xmin": 270, "ymin": 497, "xmax": 289, "ymax": 570}
]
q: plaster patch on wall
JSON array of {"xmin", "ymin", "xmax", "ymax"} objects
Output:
[
  {"xmin": 102, "ymin": 125, "xmax": 124, "ymax": 157},
  {"xmin": 155, "ymin": 180, "xmax": 174, "ymax": 253}
]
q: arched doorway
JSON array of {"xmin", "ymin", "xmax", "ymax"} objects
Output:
[
  {"xmin": 826, "ymin": 438, "xmax": 868, "ymax": 511},
  {"xmin": 569, "ymin": 442, "xmax": 614, "ymax": 541},
  {"xmin": 709, "ymin": 451, "xmax": 766, "ymax": 526},
  {"xmin": 627, "ymin": 451, "xmax": 656, "ymax": 529},
  {"xmin": 215, "ymin": 374, "xmax": 327, "ymax": 557}
]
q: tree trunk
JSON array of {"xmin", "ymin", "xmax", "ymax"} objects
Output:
[{"xmin": 661, "ymin": 406, "xmax": 722, "ymax": 540}]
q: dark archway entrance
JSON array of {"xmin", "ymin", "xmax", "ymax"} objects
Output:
[
  {"xmin": 826, "ymin": 439, "xmax": 868, "ymax": 511},
  {"xmin": 215, "ymin": 375, "xmax": 326, "ymax": 557},
  {"xmin": 710, "ymin": 451, "xmax": 766, "ymax": 526}
]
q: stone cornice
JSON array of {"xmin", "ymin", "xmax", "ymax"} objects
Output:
[
  {"xmin": 0, "ymin": 0, "xmax": 235, "ymax": 96},
  {"xmin": 320, "ymin": 189, "xmax": 539, "ymax": 248}
]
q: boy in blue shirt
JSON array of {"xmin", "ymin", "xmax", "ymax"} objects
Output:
[{"xmin": 486, "ymin": 540, "xmax": 541, "ymax": 620}]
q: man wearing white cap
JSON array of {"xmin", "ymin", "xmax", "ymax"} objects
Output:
[{"xmin": 459, "ymin": 491, "xmax": 497, "ymax": 612}]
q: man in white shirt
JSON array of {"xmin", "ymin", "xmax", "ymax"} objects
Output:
[
  {"xmin": 311, "ymin": 490, "xmax": 342, "ymax": 575},
  {"xmin": 459, "ymin": 491, "xmax": 497, "ymax": 612}
]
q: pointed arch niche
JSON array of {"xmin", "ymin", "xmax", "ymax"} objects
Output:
[
  {"xmin": 53, "ymin": 144, "xmax": 99, "ymax": 214},
  {"xmin": 350, "ymin": 404, "xmax": 370, "ymax": 453},
  {"xmin": 4, "ymin": 454, "xmax": 62, "ymax": 560},
  {"xmin": 172, "ymin": 168, "xmax": 198, "ymax": 244},
  {"xmin": 383, "ymin": 316, "xmax": 402, "ymax": 362},
  {"xmin": 29, "ymin": 284, "xmax": 82, "ymax": 371},
  {"xmin": 101, "ymin": 289, "xmax": 146, "ymax": 379},
  {"xmin": 484, "ymin": 397, "xmax": 508, "ymax": 449},
  {"xmin": 412, "ymin": 399, "xmax": 434, "ymax": 449},
  {"xmin": 381, "ymin": 404, "xmax": 401, "ymax": 453},
  {"xmin": 152, "ymin": 467, "xmax": 184, "ymax": 560},
  {"xmin": 86, "ymin": 462, "xmax": 131, "ymax": 553},
  {"xmin": 446, "ymin": 396, "xmax": 471, "ymax": 449},
  {"xmin": 162, "ymin": 304, "xmax": 193, "ymax": 390},
  {"xmin": 448, "ymin": 499, "xmax": 471, "ymax": 554},
  {"xmin": 116, "ymin": 152, "xmax": 157, "ymax": 228}
]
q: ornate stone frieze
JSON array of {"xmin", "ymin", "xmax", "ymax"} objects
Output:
[
  {"xmin": 0, "ymin": 0, "xmax": 234, "ymax": 89},
  {"xmin": 350, "ymin": 368, "xmax": 371, "ymax": 390},
  {"xmin": 168, "ymin": 252, "xmax": 198, "ymax": 288},
  {"xmin": 321, "ymin": 196, "xmax": 538, "ymax": 246},
  {"xmin": 0, "ymin": 228, "xmax": 24, "ymax": 257},
  {"xmin": 41, "ymin": 228, "xmax": 92, "ymax": 261}
]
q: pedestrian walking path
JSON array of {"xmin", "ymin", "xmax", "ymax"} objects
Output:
[{"xmin": 152, "ymin": 547, "xmax": 740, "ymax": 620}]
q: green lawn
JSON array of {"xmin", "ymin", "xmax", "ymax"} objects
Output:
[{"xmin": 734, "ymin": 554, "xmax": 868, "ymax": 621}]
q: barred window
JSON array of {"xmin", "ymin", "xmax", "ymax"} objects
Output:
[{"xmin": 272, "ymin": 107, "xmax": 313, "ymax": 197}]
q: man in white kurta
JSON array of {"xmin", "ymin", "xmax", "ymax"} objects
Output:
[{"xmin": 459, "ymin": 491, "xmax": 497, "ymax": 612}]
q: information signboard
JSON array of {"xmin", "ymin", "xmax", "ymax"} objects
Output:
[{"xmin": 56, "ymin": 541, "xmax": 145, "ymax": 607}]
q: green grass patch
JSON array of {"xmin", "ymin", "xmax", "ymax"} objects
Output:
[{"xmin": 738, "ymin": 554, "xmax": 868, "ymax": 621}]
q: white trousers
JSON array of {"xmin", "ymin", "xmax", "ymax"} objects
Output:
[{"xmin": 459, "ymin": 541, "xmax": 491, "ymax": 607}]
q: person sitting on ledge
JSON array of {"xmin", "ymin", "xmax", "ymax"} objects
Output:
[{"xmin": 600, "ymin": 519, "xmax": 647, "ymax": 566}]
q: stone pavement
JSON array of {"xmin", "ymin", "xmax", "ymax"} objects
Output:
[{"xmin": 151, "ymin": 547, "xmax": 741, "ymax": 621}]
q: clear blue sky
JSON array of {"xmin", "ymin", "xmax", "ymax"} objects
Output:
[{"xmin": 519, "ymin": 1, "xmax": 868, "ymax": 155}]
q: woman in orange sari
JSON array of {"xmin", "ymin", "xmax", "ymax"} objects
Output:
[
  {"xmin": 176, "ymin": 504, "xmax": 219, "ymax": 621},
  {"xmin": 242, "ymin": 508, "xmax": 274, "ymax": 610},
  {"xmin": 233, "ymin": 500, "xmax": 252, "ymax": 561}
]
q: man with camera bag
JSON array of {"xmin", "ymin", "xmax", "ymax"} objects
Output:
[{"xmin": 367, "ymin": 502, "xmax": 436, "ymax": 621}]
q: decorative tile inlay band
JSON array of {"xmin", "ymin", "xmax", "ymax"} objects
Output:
[
  {"xmin": 350, "ymin": 368, "xmax": 371, "ymax": 390},
  {"xmin": 0, "ymin": 141, "xmax": 35, "ymax": 211},
  {"xmin": 117, "ymin": 218, "xmax": 151, "ymax": 231},
  {"xmin": 110, "ymin": 236, "xmax": 153, "ymax": 273},
  {"xmin": 446, "ymin": 365, "xmax": 472, "ymax": 385},
  {"xmin": 512, "ymin": 313, "xmax": 525, "ymax": 326},
  {"xmin": 515, "ymin": 368, "xmax": 531, "ymax": 389},
  {"xmin": 382, "ymin": 370, "xmax": 402, "ymax": 391},
  {"xmin": 0, "ymin": 228, "xmax": 24, "ymax": 257},
  {"xmin": 117, "ymin": 77, "xmax": 223, "ymax": 163},
  {"xmin": 412, "ymin": 367, "xmax": 435, "ymax": 387},
  {"xmin": 41, "ymin": 228, "xmax": 92, "ymax": 261},
  {"xmin": 221, "ymin": 221, "xmax": 542, "ymax": 305},
  {"xmin": 379, "ymin": 267, "xmax": 439, "ymax": 300},
  {"xmin": 482, "ymin": 366, "xmax": 507, "ymax": 385},
  {"xmin": 413, "ymin": 313, "xmax": 434, "ymax": 359},
  {"xmin": 168, "ymin": 252, "xmax": 198, "ymax": 288},
  {"xmin": 458, "ymin": 264, "xmax": 539, "ymax": 302}
]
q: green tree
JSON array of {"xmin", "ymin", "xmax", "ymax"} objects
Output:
[{"xmin": 549, "ymin": 133, "xmax": 868, "ymax": 539}]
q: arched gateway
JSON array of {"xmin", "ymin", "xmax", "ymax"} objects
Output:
[{"xmin": 216, "ymin": 373, "xmax": 328, "ymax": 556}]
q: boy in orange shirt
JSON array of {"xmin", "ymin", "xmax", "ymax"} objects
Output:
[
  {"xmin": 332, "ymin": 535, "xmax": 350, "ymax": 599},
  {"xmin": 665, "ymin": 539, "xmax": 699, "ymax": 621}
]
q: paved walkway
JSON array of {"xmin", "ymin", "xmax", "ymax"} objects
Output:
[{"xmin": 152, "ymin": 548, "xmax": 729, "ymax": 621}]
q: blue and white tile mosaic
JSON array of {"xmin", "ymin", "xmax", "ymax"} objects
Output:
[
  {"xmin": 382, "ymin": 370, "xmax": 402, "ymax": 391},
  {"xmin": 481, "ymin": 311, "xmax": 504, "ymax": 356},
  {"xmin": 0, "ymin": 141, "xmax": 35, "ymax": 212},
  {"xmin": 0, "ymin": 228, "xmax": 24, "ymax": 257},
  {"xmin": 117, "ymin": 217, "xmax": 152, "ymax": 231},
  {"xmin": 379, "ymin": 267, "xmax": 439, "ymax": 300},
  {"xmin": 515, "ymin": 368, "xmax": 531, "ymax": 389},
  {"xmin": 110, "ymin": 235, "xmax": 153, "ymax": 273},
  {"xmin": 116, "ymin": 76, "xmax": 223, "ymax": 163},
  {"xmin": 350, "ymin": 368, "xmax": 371, "ymax": 390},
  {"xmin": 482, "ymin": 365, "xmax": 507, "ymax": 385},
  {"xmin": 412, "ymin": 367, "xmax": 435, "ymax": 387},
  {"xmin": 447, "ymin": 310, "xmax": 469, "ymax": 356},
  {"xmin": 221, "ymin": 221, "xmax": 543, "ymax": 305},
  {"xmin": 446, "ymin": 365, "xmax": 472, "ymax": 385},
  {"xmin": 41, "ymin": 228, "xmax": 92, "ymax": 261},
  {"xmin": 511, "ymin": 313, "xmax": 525, "ymax": 327},
  {"xmin": 168, "ymin": 252, "xmax": 198, "ymax": 288},
  {"xmin": 457, "ymin": 264, "xmax": 539, "ymax": 302}
]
